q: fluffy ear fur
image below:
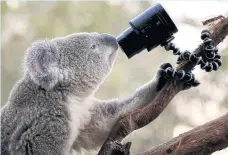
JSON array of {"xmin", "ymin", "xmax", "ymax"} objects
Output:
[{"xmin": 25, "ymin": 40, "xmax": 61, "ymax": 90}]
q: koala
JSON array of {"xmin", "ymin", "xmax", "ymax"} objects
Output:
[{"xmin": 1, "ymin": 32, "xmax": 198, "ymax": 155}]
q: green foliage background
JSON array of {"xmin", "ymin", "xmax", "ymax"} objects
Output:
[{"xmin": 1, "ymin": 1, "xmax": 228, "ymax": 154}]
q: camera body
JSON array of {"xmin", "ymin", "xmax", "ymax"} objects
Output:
[{"xmin": 117, "ymin": 3, "xmax": 178, "ymax": 58}]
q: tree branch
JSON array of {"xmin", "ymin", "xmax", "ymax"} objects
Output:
[
  {"xmin": 98, "ymin": 16, "xmax": 228, "ymax": 155},
  {"xmin": 136, "ymin": 113, "xmax": 228, "ymax": 155}
]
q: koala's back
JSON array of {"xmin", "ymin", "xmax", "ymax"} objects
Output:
[
  {"xmin": 1, "ymin": 79, "xmax": 70, "ymax": 155},
  {"xmin": 1, "ymin": 80, "xmax": 33, "ymax": 154},
  {"xmin": 1, "ymin": 103, "xmax": 18, "ymax": 155}
]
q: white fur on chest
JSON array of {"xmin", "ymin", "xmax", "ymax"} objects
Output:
[{"xmin": 65, "ymin": 96, "xmax": 93, "ymax": 153}]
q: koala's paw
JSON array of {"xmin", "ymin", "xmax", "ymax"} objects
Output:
[{"xmin": 156, "ymin": 63, "xmax": 200, "ymax": 91}]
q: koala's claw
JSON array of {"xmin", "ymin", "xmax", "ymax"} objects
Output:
[
  {"xmin": 160, "ymin": 62, "xmax": 173, "ymax": 70},
  {"xmin": 165, "ymin": 67, "xmax": 174, "ymax": 77}
]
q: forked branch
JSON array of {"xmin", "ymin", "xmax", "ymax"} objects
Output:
[{"xmin": 98, "ymin": 15, "xmax": 228, "ymax": 155}]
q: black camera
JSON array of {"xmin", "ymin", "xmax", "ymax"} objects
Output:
[{"xmin": 117, "ymin": 3, "xmax": 178, "ymax": 58}]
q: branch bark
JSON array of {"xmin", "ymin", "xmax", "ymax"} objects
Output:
[
  {"xmin": 136, "ymin": 113, "xmax": 228, "ymax": 155},
  {"xmin": 98, "ymin": 16, "xmax": 228, "ymax": 155}
]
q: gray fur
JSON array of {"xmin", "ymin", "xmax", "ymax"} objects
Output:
[{"xmin": 1, "ymin": 32, "xmax": 162, "ymax": 155}]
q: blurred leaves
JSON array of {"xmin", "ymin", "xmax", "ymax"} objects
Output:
[{"xmin": 1, "ymin": 1, "xmax": 228, "ymax": 155}]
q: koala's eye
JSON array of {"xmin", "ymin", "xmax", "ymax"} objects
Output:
[{"xmin": 90, "ymin": 45, "xmax": 96, "ymax": 49}]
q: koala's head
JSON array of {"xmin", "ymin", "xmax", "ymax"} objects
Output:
[{"xmin": 24, "ymin": 32, "xmax": 118, "ymax": 93}]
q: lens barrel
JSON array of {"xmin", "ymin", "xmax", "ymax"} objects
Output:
[{"xmin": 117, "ymin": 3, "xmax": 178, "ymax": 58}]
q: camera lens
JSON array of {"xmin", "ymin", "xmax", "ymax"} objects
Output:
[
  {"xmin": 117, "ymin": 3, "xmax": 178, "ymax": 59},
  {"xmin": 117, "ymin": 27, "xmax": 146, "ymax": 58}
]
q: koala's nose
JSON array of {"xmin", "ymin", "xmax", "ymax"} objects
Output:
[{"xmin": 101, "ymin": 33, "xmax": 118, "ymax": 50}]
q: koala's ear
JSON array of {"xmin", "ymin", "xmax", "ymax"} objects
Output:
[{"xmin": 25, "ymin": 40, "xmax": 62, "ymax": 90}]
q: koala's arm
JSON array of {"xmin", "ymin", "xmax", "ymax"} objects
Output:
[
  {"xmin": 93, "ymin": 71, "xmax": 164, "ymax": 119},
  {"xmin": 78, "ymin": 75, "xmax": 162, "ymax": 151},
  {"xmin": 92, "ymin": 61, "xmax": 199, "ymax": 120}
]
